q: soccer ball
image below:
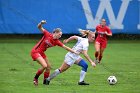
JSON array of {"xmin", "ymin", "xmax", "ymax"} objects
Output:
[{"xmin": 107, "ymin": 76, "xmax": 117, "ymax": 85}]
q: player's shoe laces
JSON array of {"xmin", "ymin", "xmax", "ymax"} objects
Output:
[
  {"xmin": 78, "ymin": 81, "xmax": 89, "ymax": 85},
  {"xmin": 33, "ymin": 78, "xmax": 38, "ymax": 86},
  {"xmin": 44, "ymin": 79, "xmax": 50, "ymax": 85}
]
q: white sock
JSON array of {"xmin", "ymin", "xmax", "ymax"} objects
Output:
[
  {"xmin": 47, "ymin": 69, "xmax": 60, "ymax": 81},
  {"xmin": 79, "ymin": 70, "xmax": 86, "ymax": 82}
]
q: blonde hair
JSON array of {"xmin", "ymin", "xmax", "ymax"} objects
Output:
[
  {"xmin": 53, "ymin": 28, "xmax": 62, "ymax": 33},
  {"xmin": 80, "ymin": 30, "xmax": 90, "ymax": 37}
]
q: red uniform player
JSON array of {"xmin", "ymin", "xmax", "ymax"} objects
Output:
[
  {"xmin": 31, "ymin": 20, "xmax": 77, "ymax": 86},
  {"xmin": 94, "ymin": 19, "xmax": 112, "ymax": 63}
]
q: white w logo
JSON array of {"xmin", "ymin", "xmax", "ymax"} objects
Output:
[{"xmin": 79, "ymin": 0, "xmax": 132, "ymax": 29}]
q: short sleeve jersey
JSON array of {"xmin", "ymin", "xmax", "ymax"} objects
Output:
[
  {"xmin": 96, "ymin": 25, "xmax": 112, "ymax": 41},
  {"xmin": 32, "ymin": 29, "xmax": 63, "ymax": 53},
  {"xmin": 72, "ymin": 37, "xmax": 89, "ymax": 54}
]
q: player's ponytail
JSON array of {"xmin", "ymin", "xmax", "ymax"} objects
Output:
[{"xmin": 80, "ymin": 30, "xmax": 90, "ymax": 37}]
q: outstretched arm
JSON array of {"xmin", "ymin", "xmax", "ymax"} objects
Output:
[
  {"xmin": 37, "ymin": 20, "xmax": 46, "ymax": 33},
  {"xmin": 63, "ymin": 36, "xmax": 78, "ymax": 44},
  {"xmin": 62, "ymin": 45, "xmax": 78, "ymax": 54},
  {"xmin": 105, "ymin": 27, "xmax": 112, "ymax": 36},
  {"xmin": 105, "ymin": 31, "xmax": 112, "ymax": 36},
  {"xmin": 83, "ymin": 50, "xmax": 96, "ymax": 67}
]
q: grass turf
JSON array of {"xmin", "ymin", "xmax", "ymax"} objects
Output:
[{"xmin": 0, "ymin": 39, "xmax": 140, "ymax": 93}]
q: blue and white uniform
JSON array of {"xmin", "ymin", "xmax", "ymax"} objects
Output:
[{"xmin": 64, "ymin": 36, "xmax": 89, "ymax": 66}]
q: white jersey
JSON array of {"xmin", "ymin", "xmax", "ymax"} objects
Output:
[{"xmin": 65, "ymin": 36, "xmax": 89, "ymax": 61}]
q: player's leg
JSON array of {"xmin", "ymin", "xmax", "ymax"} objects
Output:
[
  {"xmin": 44, "ymin": 55, "xmax": 74, "ymax": 85},
  {"xmin": 44, "ymin": 61, "xmax": 70, "ymax": 85},
  {"xmin": 48, "ymin": 62, "xmax": 70, "ymax": 80},
  {"xmin": 99, "ymin": 48, "xmax": 105, "ymax": 62},
  {"xmin": 98, "ymin": 41, "xmax": 107, "ymax": 63},
  {"xmin": 75, "ymin": 59, "xmax": 89, "ymax": 85},
  {"xmin": 94, "ymin": 41, "xmax": 101, "ymax": 63},
  {"xmin": 31, "ymin": 52, "xmax": 48, "ymax": 85},
  {"xmin": 33, "ymin": 56, "xmax": 47, "ymax": 85},
  {"xmin": 43, "ymin": 58, "xmax": 51, "ymax": 84}
]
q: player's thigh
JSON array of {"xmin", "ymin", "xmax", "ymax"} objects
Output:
[
  {"xmin": 36, "ymin": 57, "xmax": 47, "ymax": 68},
  {"xmin": 95, "ymin": 41, "xmax": 101, "ymax": 52},
  {"xmin": 44, "ymin": 58, "xmax": 51, "ymax": 70},
  {"xmin": 100, "ymin": 48, "xmax": 105, "ymax": 55},
  {"xmin": 100, "ymin": 41, "xmax": 107, "ymax": 54},
  {"xmin": 59, "ymin": 62, "xmax": 70, "ymax": 72},
  {"xmin": 40, "ymin": 52, "xmax": 50, "ymax": 67}
]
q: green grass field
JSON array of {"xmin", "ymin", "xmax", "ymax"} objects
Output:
[{"xmin": 0, "ymin": 39, "xmax": 140, "ymax": 93}]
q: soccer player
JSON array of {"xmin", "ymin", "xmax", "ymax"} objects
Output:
[
  {"xmin": 94, "ymin": 19, "xmax": 112, "ymax": 63},
  {"xmin": 44, "ymin": 30, "xmax": 96, "ymax": 85},
  {"xmin": 31, "ymin": 20, "xmax": 77, "ymax": 86}
]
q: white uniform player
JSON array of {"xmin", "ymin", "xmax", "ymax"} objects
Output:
[
  {"xmin": 65, "ymin": 37, "xmax": 89, "ymax": 66},
  {"xmin": 45, "ymin": 30, "xmax": 96, "ymax": 85}
]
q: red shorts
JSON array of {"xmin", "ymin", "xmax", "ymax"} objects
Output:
[
  {"xmin": 31, "ymin": 51, "xmax": 46, "ymax": 61},
  {"xmin": 95, "ymin": 39, "xmax": 107, "ymax": 49}
]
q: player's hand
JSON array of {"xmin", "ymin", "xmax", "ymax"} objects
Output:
[
  {"xmin": 63, "ymin": 39, "xmax": 68, "ymax": 44},
  {"xmin": 91, "ymin": 62, "xmax": 96, "ymax": 67},
  {"xmin": 41, "ymin": 20, "xmax": 46, "ymax": 24},
  {"xmin": 105, "ymin": 31, "xmax": 108, "ymax": 35}
]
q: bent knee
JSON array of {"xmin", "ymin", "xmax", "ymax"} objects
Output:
[
  {"xmin": 84, "ymin": 63, "xmax": 88, "ymax": 69},
  {"xmin": 46, "ymin": 67, "xmax": 51, "ymax": 71},
  {"xmin": 43, "ymin": 65, "xmax": 47, "ymax": 69},
  {"xmin": 82, "ymin": 63, "xmax": 88, "ymax": 72},
  {"xmin": 78, "ymin": 60, "xmax": 88, "ymax": 72},
  {"xmin": 96, "ymin": 50, "xmax": 100, "ymax": 53}
]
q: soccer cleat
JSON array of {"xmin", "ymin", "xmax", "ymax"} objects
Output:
[
  {"xmin": 94, "ymin": 59, "xmax": 100, "ymax": 64},
  {"xmin": 33, "ymin": 78, "xmax": 38, "ymax": 86},
  {"xmin": 43, "ymin": 79, "xmax": 50, "ymax": 85},
  {"xmin": 78, "ymin": 81, "xmax": 89, "ymax": 85}
]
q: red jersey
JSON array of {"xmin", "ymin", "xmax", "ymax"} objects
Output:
[
  {"xmin": 32, "ymin": 29, "xmax": 63, "ymax": 53},
  {"xmin": 96, "ymin": 25, "xmax": 112, "ymax": 41}
]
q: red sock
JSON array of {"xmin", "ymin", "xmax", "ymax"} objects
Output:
[
  {"xmin": 34, "ymin": 69, "xmax": 43, "ymax": 79},
  {"xmin": 99, "ymin": 55, "xmax": 102, "ymax": 61},
  {"xmin": 95, "ymin": 52, "xmax": 98, "ymax": 58},
  {"xmin": 44, "ymin": 71, "xmax": 50, "ymax": 80}
]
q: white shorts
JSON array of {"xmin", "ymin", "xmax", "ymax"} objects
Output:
[{"xmin": 64, "ymin": 53, "xmax": 81, "ymax": 66}]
